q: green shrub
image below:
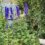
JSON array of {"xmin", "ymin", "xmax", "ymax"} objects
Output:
[{"xmin": 12, "ymin": 17, "xmax": 40, "ymax": 45}]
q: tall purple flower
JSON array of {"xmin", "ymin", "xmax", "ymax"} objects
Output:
[
  {"xmin": 24, "ymin": 3, "xmax": 28, "ymax": 15},
  {"xmin": 10, "ymin": 7, "xmax": 13, "ymax": 20},
  {"xmin": 10, "ymin": 15, "xmax": 13, "ymax": 20},
  {"xmin": 10, "ymin": 7, "xmax": 13, "ymax": 14},
  {"xmin": 5, "ymin": 7, "xmax": 9, "ymax": 19},
  {"xmin": 16, "ymin": 6, "xmax": 20, "ymax": 16}
]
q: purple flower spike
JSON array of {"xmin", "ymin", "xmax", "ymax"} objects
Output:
[
  {"xmin": 10, "ymin": 15, "xmax": 13, "ymax": 20},
  {"xmin": 16, "ymin": 6, "xmax": 20, "ymax": 16},
  {"xmin": 10, "ymin": 7, "xmax": 13, "ymax": 14},
  {"xmin": 24, "ymin": 3, "xmax": 28, "ymax": 15},
  {"xmin": 5, "ymin": 7, "xmax": 9, "ymax": 19},
  {"xmin": 10, "ymin": 7, "xmax": 13, "ymax": 20}
]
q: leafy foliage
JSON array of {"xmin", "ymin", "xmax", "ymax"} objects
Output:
[
  {"xmin": 18, "ymin": 0, "xmax": 45, "ymax": 39},
  {"xmin": 0, "ymin": 0, "xmax": 45, "ymax": 45}
]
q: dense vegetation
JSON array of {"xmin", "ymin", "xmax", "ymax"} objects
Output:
[
  {"xmin": 0, "ymin": 0, "xmax": 45, "ymax": 45},
  {"xmin": 18, "ymin": 0, "xmax": 45, "ymax": 38}
]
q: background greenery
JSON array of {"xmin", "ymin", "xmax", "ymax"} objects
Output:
[{"xmin": 0, "ymin": 0, "xmax": 45, "ymax": 45}]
